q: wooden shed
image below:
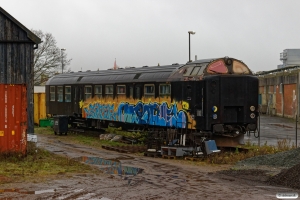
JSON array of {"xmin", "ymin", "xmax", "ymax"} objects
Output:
[{"xmin": 0, "ymin": 7, "xmax": 41, "ymax": 137}]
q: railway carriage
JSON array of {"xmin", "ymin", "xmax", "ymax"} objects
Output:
[{"xmin": 46, "ymin": 57, "xmax": 258, "ymax": 147}]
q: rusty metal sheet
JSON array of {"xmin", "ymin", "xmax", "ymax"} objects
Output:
[
  {"xmin": 0, "ymin": 84, "xmax": 27, "ymax": 154},
  {"xmin": 213, "ymin": 134, "xmax": 245, "ymax": 147}
]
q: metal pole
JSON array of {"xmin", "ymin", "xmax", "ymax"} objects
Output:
[
  {"xmin": 61, "ymin": 50, "xmax": 64, "ymax": 74},
  {"xmin": 296, "ymin": 115, "xmax": 298, "ymax": 148},
  {"xmin": 258, "ymin": 112, "xmax": 260, "ymax": 147},
  {"xmin": 189, "ymin": 33, "xmax": 191, "ymax": 62}
]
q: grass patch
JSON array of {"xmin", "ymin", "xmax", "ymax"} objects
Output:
[
  {"xmin": 0, "ymin": 142, "xmax": 101, "ymax": 184},
  {"xmin": 205, "ymin": 138, "xmax": 296, "ymax": 165},
  {"xmin": 34, "ymin": 126, "xmax": 146, "ymax": 148}
]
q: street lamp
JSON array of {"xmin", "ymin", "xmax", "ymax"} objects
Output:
[
  {"xmin": 61, "ymin": 48, "xmax": 66, "ymax": 74},
  {"xmin": 188, "ymin": 31, "xmax": 196, "ymax": 62}
]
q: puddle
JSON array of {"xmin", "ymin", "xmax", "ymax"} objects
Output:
[
  {"xmin": 269, "ymin": 123, "xmax": 293, "ymax": 128},
  {"xmin": 74, "ymin": 156, "xmax": 143, "ymax": 176},
  {"xmin": 34, "ymin": 189, "xmax": 55, "ymax": 194}
]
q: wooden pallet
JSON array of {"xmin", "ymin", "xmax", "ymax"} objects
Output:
[
  {"xmin": 184, "ymin": 156, "xmax": 201, "ymax": 161},
  {"xmin": 144, "ymin": 151, "xmax": 161, "ymax": 158},
  {"xmin": 162, "ymin": 155, "xmax": 177, "ymax": 159}
]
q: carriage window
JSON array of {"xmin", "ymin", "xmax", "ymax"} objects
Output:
[
  {"xmin": 183, "ymin": 66, "xmax": 194, "ymax": 76},
  {"xmin": 117, "ymin": 85, "xmax": 126, "ymax": 94},
  {"xmin": 197, "ymin": 65, "xmax": 206, "ymax": 75},
  {"xmin": 84, "ymin": 85, "xmax": 92, "ymax": 100},
  {"xmin": 57, "ymin": 86, "xmax": 63, "ymax": 102},
  {"xmin": 207, "ymin": 60, "xmax": 228, "ymax": 74},
  {"xmin": 144, "ymin": 84, "xmax": 155, "ymax": 98},
  {"xmin": 95, "ymin": 85, "xmax": 102, "ymax": 98},
  {"xmin": 65, "ymin": 86, "xmax": 71, "ymax": 102},
  {"xmin": 50, "ymin": 86, "xmax": 55, "ymax": 101},
  {"xmin": 191, "ymin": 67, "xmax": 201, "ymax": 76},
  {"xmin": 159, "ymin": 84, "xmax": 171, "ymax": 97},
  {"xmin": 105, "ymin": 85, "xmax": 113, "ymax": 98}
]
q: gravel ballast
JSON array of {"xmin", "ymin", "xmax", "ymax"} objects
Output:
[{"xmin": 236, "ymin": 147, "xmax": 300, "ymax": 168}]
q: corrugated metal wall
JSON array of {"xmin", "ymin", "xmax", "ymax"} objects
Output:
[
  {"xmin": 0, "ymin": 10, "xmax": 35, "ymax": 134},
  {"xmin": 0, "ymin": 84, "xmax": 27, "ymax": 154}
]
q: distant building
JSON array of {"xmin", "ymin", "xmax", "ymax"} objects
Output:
[
  {"xmin": 278, "ymin": 49, "xmax": 300, "ymax": 69},
  {"xmin": 256, "ymin": 49, "xmax": 300, "ymax": 119}
]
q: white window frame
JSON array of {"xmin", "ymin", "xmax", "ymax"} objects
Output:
[
  {"xmin": 50, "ymin": 86, "xmax": 55, "ymax": 101},
  {"xmin": 94, "ymin": 85, "xmax": 102, "ymax": 98},
  {"xmin": 84, "ymin": 85, "xmax": 92, "ymax": 100},
  {"xmin": 144, "ymin": 84, "xmax": 155, "ymax": 96},
  {"xmin": 159, "ymin": 84, "xmax": 171, "ymax": 96},
  {"xmin": 117, "ymin": 85, "xmax": 126, "ymax": 94},
  {"xmin": 57, "ymin": 86, "xmax": 63, "ymax": 102},
  {"xmin": 105, "ymin": 85, "xmax": 114, "ymax": 94},
  {"xmin": 65, "ymin": 86, "xmax": 71, "ymax": 102}
]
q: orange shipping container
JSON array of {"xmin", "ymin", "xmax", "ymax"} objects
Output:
[{"xmin": 0, "ymin": 84, "xmax": 27, "ymax": 154}]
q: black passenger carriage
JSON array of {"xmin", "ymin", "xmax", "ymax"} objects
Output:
[{"xmin": 46, "ymin": 57, "xmax": 258, "ymax": 147}]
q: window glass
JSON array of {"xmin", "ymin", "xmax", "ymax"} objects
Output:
[
  {"xmin": 159, "ymin": 84, "xmax": 171, "ymax": 97},
  {"xmin": 144, "ymin": 84, "xmax": 155, "ymax": 98},
  {"xmin": 85, "ymin": 85, "xmax": 92, "ymax": 100},
  {"xmin": 183, "ymin": 66, "xmax": 194, "ymax": 76},
  {"xmin": 50, "ymin": 86, "xmax": 55, "ymax": 101},
  {"xmin": 207, "ymin": 60, "xmax": 228, "ymax": 74},
  {"xmin": 105, "ymin": 85, "xmax": 113, "ymax": 98},
  {"xmin": 57, "ymin": 86, "xmax": 63, "ymax": 102},
  {"xmin": 65, "ymin": 86, "xmax": 71, "ymax": 102},
  {"xmin": 197, "ymin": 65, "xmax": 206, "ymax": 75},
  {"xmin": 191, "ymin": 67, "xmax": 201, "ymax": 76},
  {"xmin": 95, "ymin": 85, "xmax": 102, "ymax": 98},
  {"xmin": 117, "ymin": 85, "xmax": 126, "ymax": 94}
]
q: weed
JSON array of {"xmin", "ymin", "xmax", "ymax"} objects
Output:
[{"xmin": 205, "ymin": 138, "xmax": 296, "ymax": 165}]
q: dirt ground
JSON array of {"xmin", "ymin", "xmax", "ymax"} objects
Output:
[{"xmin": 0, "ymin": 134, "xmax": 299, "ymax": 200}]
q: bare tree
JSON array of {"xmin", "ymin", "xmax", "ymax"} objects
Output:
[{"xmin": 32, "ymin": 29, "xmax": 72, "ymax": 85}]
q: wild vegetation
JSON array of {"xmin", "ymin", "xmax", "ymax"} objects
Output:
[
  {"xmin": 205, "ymin": 139, "xmax": 295, "ymax": 165},
  {"xmin": 0, "ymin": 141, "xmax": 100, "ymax": 184},
  {"xmin": 35, "ymin": 126, "xmax": 296, "ymax": 166}
]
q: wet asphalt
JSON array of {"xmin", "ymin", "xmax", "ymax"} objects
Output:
[{"xmin": 245, "ymin": 114, "xmax": 300, "ymax": 146}]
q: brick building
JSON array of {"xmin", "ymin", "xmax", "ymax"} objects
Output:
[{"xmin": 258, "ymin": 66, "xmax": 300, "ymax": 119}]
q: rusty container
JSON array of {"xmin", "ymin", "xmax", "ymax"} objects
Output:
[{"xmin": 0, "ymin": 84, "xmax": 27, "ymax": 154}]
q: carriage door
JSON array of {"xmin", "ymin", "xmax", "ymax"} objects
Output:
[
  {"xmin": 129, "ymin": 84, "xmax": 134, "ymax": 99},
  {"xmin": 74, "ymin": 85, "xmax": 83, "ymax": 115},
  {"xmin": 135, "ymin": 85, "xmax": 142, "ymax": 100}
]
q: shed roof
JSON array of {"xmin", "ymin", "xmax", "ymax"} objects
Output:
[{"xmin": 0, "ymin": 7, "xmax": 41, "ymax": 44}]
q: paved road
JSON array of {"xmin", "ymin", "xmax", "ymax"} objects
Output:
[{"xmin": 245, "ymin": 114, "xmax": 300, "ymax": 147}]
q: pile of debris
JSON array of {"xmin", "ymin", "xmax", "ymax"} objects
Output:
[
  {"xmin": 268, "ymin": 162, "xmax": 300, "ymax": 189},
  {"xmin": 233, "ymin": 147, "xmax": 300, "ymax": 189}
]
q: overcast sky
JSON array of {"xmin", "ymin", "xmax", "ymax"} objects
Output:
[{"xmin": 2, "ymin": 0, "xmax": 300, "ymax": 72}]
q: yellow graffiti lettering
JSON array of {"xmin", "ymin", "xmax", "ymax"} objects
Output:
[
  {"xmin": 79, "ymin": 100, "xmax": 84, "ymax": 108},
  {"xmin": 182, "ymin": 101, "xmax": 189, "ymax": 110}
]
